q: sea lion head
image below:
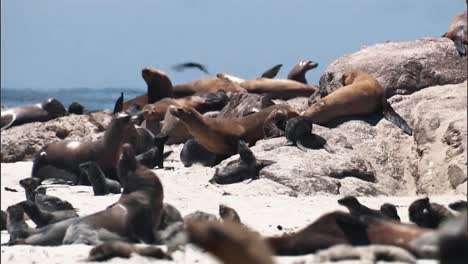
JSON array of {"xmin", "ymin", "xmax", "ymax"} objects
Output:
[
  {"xmin": 300, "ymin": 60, "xmax": 319, "ymax": 70},
  {"xmin": 408, "ymin": 197, "xmax": 431, "ymax": 226},
  {"xmin": 19, "ymin": 178, "xmax": 42, "ymax": 201},
  {"xmin": 67, "ymin": 102, "xmax": 84, "ymax": 115},
  {"xmin": 285, "ymin": 116, "xmax": 313, "ymax": 145},
  {"xmin": 380, "ymin": 203, "xmax": 401, "ymax": 221},
  {"xmin": 142, "ymin": 67, "xmax": 167, "ymax": 85},
  {"xmin": 338, "ymin": 196, "xmax": 361, "ymax": 208},
  {"xmin": 42, "ymin": 98, "xmax": 66, "ymax": 118},
  {"xmin": 219, "ymin": 204, "xmax": 241, "ymax": 223}
]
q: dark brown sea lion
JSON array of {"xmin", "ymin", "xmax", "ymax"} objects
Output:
[
  {"xmin": 187, "ymin": 220, "xmax": 276, "ymax": 264},
  {"xmin": 287, "ymin": 60, "xmax": 318, "ymax": 84},
  {"xmin": 67, "ymin": 102, "xmax": 85, "ymax": 115},
  {"xmin": 1, "ymin": 98, "xmax": 66, "ymax": 130},
  {"xmin": 173, "ymin": 62, "xmax": 209, "ymax": 74},
  {"xmin": 408, "ymin": 197, "xmax": 455, "ymax": 229},
  {"xmin": 180, "ymin": 138, "xmax": 220, "ymax": 167},
  {"xmin": 19, "ymin": 200, "xmax": 78, "ymax": 228},
  {"xmin": 8, "ymin": 144, "xmax": 164, "ymax": 246},
  {"xmin": 284, "ymin": 116, "xmax": 333, "ymax": 153},
  {"xmin": 261, "ymin": 64, "xmax": 283, "ymax": 78},
  {"xmin": 209, "ymin": 140, "xmax": 274, "ymax": 184},
  {"xmin": 442, "ymin": 11, "xmax": 468, "ymax": 56},
  {"xmin": 87, "ymin": 241, "xmax": 172, "ymax": 261},
  {"xmin": 134, "ymin": 135, "xmax": 171, "ymax": 169},
  {"xmin": 169, "ymin": 104, "xmax": 299, "ymax": 155},
  {"xmin": 78, "ymin": 161, "xmax": 122, "ymax": 195},
  {"xmin": 123, "ymin": 68, "xmax": 174, "ymax": 110},
  {"xmin": 31, "ymin": 112, "xmax": 134, "ymax": 184},
  {"xmin": 302, "ymin": 69, "xmax": 413, "ymax": 136},
  {"xmin": 235, "ymin": 77, "xmax": 318, "ymax": 100},
  {"xmin": 219, "ymin": 204, "xmax": 241, "ymax": 223},
  {"xmin": 338, "ymin": 196, "xmax": 401, "ymax": 221}
]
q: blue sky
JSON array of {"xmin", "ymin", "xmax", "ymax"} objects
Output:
[{"xmin": 1, "ymin": 0, "xmax": 465, "ymax": 90}]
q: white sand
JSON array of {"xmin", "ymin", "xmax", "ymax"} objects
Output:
[{"xmin": 1, "ymin": 156, "xmax": 463, "ymax": 263}]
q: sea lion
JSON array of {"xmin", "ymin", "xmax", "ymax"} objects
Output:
[
  {"xmin": 5, "ymin": 204, "xmax": 32, "ymax": 244},
  {"xmin": 261, "ymin": 64, "xmax": 283, "ymax": 78},
  {"xmin": 380, "ymin": 203, "xmax": 401, "ymax": 222},
  {"xmin": 219, "ymin": 204, "xmax": 241, "ymax": 223},
  {"xmin": 1, "ymin": 210, "xmax": 7, "ymax": 231},
  {"xmin": 67, "ymin": 102, "xmax": 85, "ymax": 115},
  {"xmin": 338, "ymin": 196, "xmax": 401, "ymax": 221},
  {"xmin": 302, "ymin": 69, "xmax": 413, "ymax": 136},
  {"xmin": 408, "ymin": 197, "xmax": 455, "ymax": 229},
  {"xmin": 180, "ymin": 139, "xmax": 220, "ymax": 167},
  {"xmin": 287, "ymin": 60, "xmax": 318, "ymax": 84},
  {"xmin": 122, "ymin": 68, "xmax": 174, "ymax": 110},
  {"xmin": 172, "ymin": 62, "xmax": 209, "ymax": 74},
  {"xmin": 8, "ymin": 144, "xmax": 164, "ymax": 246},
  {"xmin": 235, "ymin": 77, "xmax": 318, "ymax": 100},
  {"xmin": 113, "ymin": 92, "xmax": 124, "ymax": 114},
  {"xmin": 449, "ymin": 200, "xmax": 468, "ymax": 212},
  {"xmin": 19, "ymin": 177, "xmax": 42, "ymax": 202},
  {"xmin": 32, "ymin": 187, "xmax": 76, "ymax": 212},
  {"xmin": 1, "ymin": 98, "xmax": 66, "ymax": 130},
  {"xmin": 135, "ymin": 135, "xmax": 170, "ymax": 169},
  {"xmin": 87, "ymin": 241, "xmax": 172, "ymax": 261},
  {"xmin": 284, "ymin": 116, "xmax": 333, "ymax": 153},
  {"xmin": 187, "ymin": 220, "xmax": 276, "ymax": 264},
  {"xmin": 19, "ymin": 200, "xmax": 78, "ymax": 228},
  {"xmin": 266, "ymin": 211, "xmax": 369, "ymax": 255},
  {"xmin": 78, "ymin": 161, "xmax": 122, "ymax": 196},
  {"xmin": 209, "ymin": 140, "xmax": 275, "ymax": 184},
  {"xmin": 173, "ymin": 76, "xmax": 246, "ymax": 98},
  {"xmin": 169, "ymin": 104, "xmax": 299, "ymax": 155},
  {"xmin": 442, "ymin": 11, "xmax": 468, "ymax": 56},
  {"xmin": 123, "ymin": 124, "xmax": 158, "ymax": 155},
  {"xmin": 31, "ymin": 112, "xmax": 134, "ymax": 184}
]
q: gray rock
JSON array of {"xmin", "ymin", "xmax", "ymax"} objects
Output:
[{"xmin": 319, "ymin": 38, "xmax": 467, "ymax": 97}]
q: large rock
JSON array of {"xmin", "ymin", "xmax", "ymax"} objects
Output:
[
  {"xmin": 319, "ymin": 38, "xmax": 467, "ymax": 97},
  {"xmin": 0, "ymin": 111, "xmax": 112, "ymax": 162},
  {"xmin": 216, "ymin": 82, "xmax": 466, "ymax": 196}
]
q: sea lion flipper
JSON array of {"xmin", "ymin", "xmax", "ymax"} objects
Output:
[
  {"xmin": 1, "ymin": 112, "xmax": 16, "ymax": 131},
  {"xmin": 453, "ymin": 38, "xmax": 467, "ymax": 56},
  {"xmin": 441, "ymin": 32, "xmax": 448, "ymax": 38},
  {"xmin": 296, "ymin": 139, "xmax": 308, "ymax": 152},
  {"xmin": 260, "ymin": 64, "xmax": 282, "ymax": 78},
  {"xmin": 381, "ymin": 100, "xmax": 413, "ymax": 136},
  {"xmin": 113, "ymin": 92, "xmax": 124, "ymax": 114}
]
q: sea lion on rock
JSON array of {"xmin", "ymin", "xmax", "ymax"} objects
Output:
[
  {"xmin": 31, "ymin": 112, "xmax": 134, "ymax": 184},
  {"xmin": 209, "ymin": 141, "xmax": 275, "ymax": 184},
  {"xmin": 8, "ymin": 144, "xmax": 164, "ymax": 246},
  {"xmin": 219, "ymin": 204, "xmax": 241, "ymax": 223},
  {"xmin": 284, "ymin": 116, "xmax": 333, "ymax": 153},
  {"xmin": 234, "ymin": 77, "xmax": 318, "ymax": 100},
  {"xmin": 408, "ymin": 197, "xmax": 455, "ymax": 229},
  {"xmin": 261, "ymin": 64, "xmax": 283, "ymax": 78},
  {"xmin": 187, "ymin": 220, "xmax": 276, "ymax": 264},
  {"xmin": 303, "ymin": 69, "xmax": 413, "ymax": 136},
  {"xmin": 87, "ymin": 240, "xmax": 172, "ymax": 261},
  {"xmin": 78, "ymin": 161, "xmax": 122, "ymax": 196},
  {"xmin": 19, "ymin": 200, "xmax": 78, "ymax": 228},
  {"xmin": 67, "ymin": 102, "xmax": 85, "ymax": 115},
  {"xmin": 338, "ymin": 196, "xmax": 401, "ymax": 221},
  {"xmin": 123, "ymin": 68, "xmax": 174, "ymax": 110},
  {"xmin": 1, "ymin": 98, "xmax": 66, "ymax": 130},
  {"xmin": 169, "ymin": 104, "xmax": 299, "ymax": 155},
  {"xmin": 287, "ymin": 60, "xmax": 318, "ymax": 84},
  {"xmin": 442, "ymin": 11, "xmax": 468, "ymax": 56},
  {"xmin": 173, "ymin": 76, "xmax": 246, "ymax": 98}
]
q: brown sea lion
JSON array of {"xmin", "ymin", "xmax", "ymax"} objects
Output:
[
  {"xmin": 302, "ymin": 69, "xmax": 413, "ymax": 136},
  {"xmin": 287, "ymin": 60, "xmax": 318, "ymax": 84},
  {"xmin": 187, "ymin": 220, "xmax": 276, "ymax": 264},
  {"xmin": 169, "ymin": 104, "xmax": 299, "ymax": 155},
  {"xmin": 173, "ymin": 76, "xmax": 247, "ymax": 98},
  {"xmin": 219, "ymin": 204, "xmax": 241, "ymax": 223},
  {"xmin": 8, "ymin": 144, "xmax": 164, "ymax": 246},
  {"xmin": 87, "ymin": 241, "xmax": 172, "ymax": 261},
  {"xmin": 123, "ymin": 68, "xmax": 174, "ymax": 110},
  {"xmin": 31, "ymin": 112, "xmax": 134, "ymax": 184},
  {"xmin": 78, "ymin": 161, "xmax": 122, "ymax": 195},
  {"xmin": 1, "ymin": 98, "xmax": 66, "ymax": 130},
  {"xmin": 442, "ymin": 11, "xmax": 468, "ymax": 56},
  {"xmin": 232, "ymin": 77, "xmax": 318, "ymax": 100}
]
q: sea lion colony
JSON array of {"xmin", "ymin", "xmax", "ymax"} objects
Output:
[{"xmin": 1, "ymin": 11, "xmax": 467, "ymax": 264}]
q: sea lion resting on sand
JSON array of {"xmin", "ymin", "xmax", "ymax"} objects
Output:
[
  {"xmin": 169, "ymin": 104, "xmax": 299, "ymax": 155},
  {"xmin": 338, "ymin": 196, "xmax": 400, "ymax": 221},
  {"xmin": 7, "ymin": 144, "xmax": 164, "ymax": 246},
  {"xmin": 1, "ymin": 98, "xmax": 66, "ymax": 130},
  {"xmin": 442, "ymin": 11, "xmax": 468, "ymax": 56},
  {"xmin": 302, "ymin": 69, "xmax": 413, "ymax": 136}
]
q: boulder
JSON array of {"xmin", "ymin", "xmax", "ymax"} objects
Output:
[
  {"xmin": 319, "ymin": 38, "xmax": 467, "ymax": 97},
  {"xmin": 1, "ymin": 111, "xmax": 112, "ymax": 163}
]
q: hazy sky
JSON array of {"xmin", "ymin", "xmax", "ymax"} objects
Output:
[{"xmin": 1, "ymin": 0, "xmax": 465, "ymax": 90}]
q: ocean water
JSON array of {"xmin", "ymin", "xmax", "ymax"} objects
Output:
[{"xmin": 1, "ymin": 88, "xmax": 144, "ymax": 111}]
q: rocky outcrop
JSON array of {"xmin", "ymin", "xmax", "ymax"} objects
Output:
[
  {"xmin": 319, "ymin": 38, "xmax": 467, "ymax": 97},
  {"xmin": 0, "ymin": 111, "xmax": 112, "ymax": 162}
]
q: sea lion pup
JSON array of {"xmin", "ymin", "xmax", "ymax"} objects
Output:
[
  {"xmin": 180, "ymin": 139, "xmax": 220, "ymax": 167},
  {"xmin": 78, "ymin": 161, "xmax": 122, "ymax": 195},
  {"xmin": 261, "ymin": 64, "xmax": 283, "ymax": 78},
  {"xmin": 173, "ymin": 62, "xmax": 209, "ymax": 74},
  {"xmin": 87, "ymin": 241, "xmax": 172, "ymax": 262},
  {"xmin": 67, "ymin": 102, "xmax": 85, "ymax": 115},
  {"xmin": 169, "ymin": 104, "xmax": 299, "ymax": 155},
  {"xmin": 442, "ymin": 11, "xmax": 468, "ymax": 56},
  {"xmin": 235, "ymin": 77, "xmax": 318, "ymax": 100},
  {"xmin": 287, "ymin": 60, "xmax": 318, "ymax": 84},
  {"xmin": 122, "ymin": 67, "xmax": 174, "ymax": 111},
  {"xmin": 303, "ymin": 69, "xmax": 413, "ymax": 136},
  {"xmin": 209, "ymin": 141, "xmax": 275, "ymax": 184},
  {"xmin": 19, "ymin": 177, "xmax": 42, "ymax": 202},
  {"xmin": 31, "ymin": 112, "xmax": 133, "ymax": 184},
  {"xmin": 266, "ymin": 211, "xmax": 369, "ymax": 256},
  {"xmin": 1, "ymin": 210, "xmax": 7, "ymax": 231},
  {"xmin": 408, "ymin": 197, "xmax": 455, "ymax": 229},
  {"xmin": 187, "ymin": 220, "xmax": 276, "ymax": 264},
  {"xmin": 135, "ymin": 135, "xmax": 170, "ymax": 169},
  {"xmin": 113, "ymin": 92, "xmax": 124, "ymax": 114},
  {"xmin": 219, "ymin": 204, "xmax": 241, "ymax": 223},
  {"xmin": 8, "ymin": 144, "xmax": 164, "ymax": 246},
  {"xmin": 284, "ymin": 116, "xmax": 333, "ymax": 153},
  {"xmin": 1, "ymin": 98, "xmax": 66, "ymax": 130},
  {"xmin": 142, "ymin": 89, "xmax": 229, "ymax": 122},
  {"xmin": 19, "ymin": 200, "xmax": 78, "ymax": 228},
  {"xmin": 338, "ymin": 196, "xmax": 401, "ymax": 221},
  {"xmin": 448, "ymin": 200, "xmax": 468, "ymax": 212}
]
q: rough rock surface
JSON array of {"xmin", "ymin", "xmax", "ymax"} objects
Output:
[
  {"xmin": 319, "ymin": 38, "xmax": 467, "ymax": 97},
  {"xmin": 0, "ymin": 111, "xmax": 112, "ymax": 162}
]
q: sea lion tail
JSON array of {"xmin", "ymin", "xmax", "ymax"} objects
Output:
[{"xmin": 381, "ymin": 100, "xmax": 413, "ymax": 136}]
